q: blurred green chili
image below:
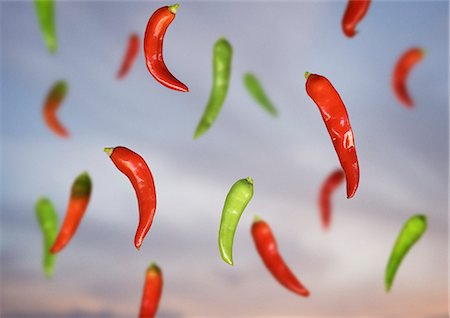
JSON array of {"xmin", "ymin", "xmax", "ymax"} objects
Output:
[
  {"xmin": 34, "ymin": 0, "xmax": 57, "ymax": 54},
  {"xmin": 194, "ymin": 38, "xmax": 232, "ymax": 139},
  {"xmin": 243, "ymin": 73, "xmax": 278, "ymax": 116},
  {"xmin": 35, "ymin": 197, "xmax": 59, "ymax": 278},
  {"xmin": 218, "ymin": 177, "xmax": 254, "ymax": 265},
  {"xmin": 385, "ymin": 214, "xmax": 427, "ymax": 292}
]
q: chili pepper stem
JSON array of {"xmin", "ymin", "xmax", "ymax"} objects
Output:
[
  {"xmin": 246, "ymin": 176, "xmax": 254, "ymax": 185},
  {"xmin": 253, "ymin": 215, "xmax": 262, "ymax": 223},
  {"xmin": 104, "ymin": 147, "xmax": 114, "ymax": 156},
  {"xmin": 168, "ymin": 3, "xmax": 179, "ymax": 14},
  {"xmin": 304, "ymin": 72, "xmax": 311, "ymax": 80}
]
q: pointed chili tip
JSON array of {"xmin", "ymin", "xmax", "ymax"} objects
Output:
[
  {"xmin": 168, "ymin": 3, "xmax": 179, "ymax": 14},
  {"xmin": 224, "ymin": 258, "xmax": 234, "ymax": 266},
  {"xmin": 245, "ymin": 176, "xmax": 254, "ymax": 185},
  {"xmin": 253, "ymin": 215, "xmax": 262, "ymax": 223},
  {"xmin": 103, "ymin": 147, "xmax": 114, "ymax": 157},
  {"xmin": 304, "ymin": 72, "xmax": 311, "ymax": 80}
]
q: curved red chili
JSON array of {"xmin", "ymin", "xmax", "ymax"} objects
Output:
[
  {"xmin": 342, "ymin": 0, "xmax": 371, "ymax": 38},
  {"xmin": 305, "ymin": 72, "xmax": 360, "ymax": 199},
  {"xmin": 144, "ymin": 3, "xmax": 188, "ymax": 92},
  {"xmin": 392, "ymin": 47, "xmax": 425, "ymax": 108},
  {"xmin": 318, "ymin": 169, "xmax": 344, "ymax": 230},
  {"xmin": 251, "ymin": 216, "xmax": 310, "ymax": 297},
  {"xmin": 139, "ymin": 263, "xmax": 163, "ymax": 318},
  {"xmin": 104, "ymin": 146, "xmax": 156, "ymax": 250},
  {"xmin": 117, "ymin": 33, "xmax": 140, "ymax": 79},
  {"xmin": 50, "ymin": 172, "xmax": 92, "ymax": 254},
  {"xmin": 43, "ymin": 80, "xmax": 69, "ymax": 138}
]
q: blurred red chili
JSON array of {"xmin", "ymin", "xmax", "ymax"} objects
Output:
[
  {"xmin": 43, "ymin": 80, "xmax": 69, "ymax": 138},
  {"xmin": 251, "ymin": 216, "xmax": 310, "ymax": 297},
  {"xmin": 51, "ymin": 172, "xmax": 92, "ymax": 253},
  {"xmin": 104, "ymin": 146, "xmax": 156, "ymax": 250},
  {"xmin": 392, "ymin": 47, "xmax": 425, "ymax": 107},
  {"xmin": 117, "ymin": 33, "xmax": 140, "ymax": 79},
  {"xmin": 139, "ymin": 263, "xmax": 163, "ymax": 318},
  {"xmin": 144, "ymin": 3, "xmax": 188, "ymax": 92},
  {"xmin": 305, "ymin": 72, "xmax": 360, "ymax": 199},
  {"xmin": 318, "ymin": 169, "xmax": 344, "ymax": 230},
  {"xmin": 342, "ymin": 0, "xmax": 371, "ymax": 38}
]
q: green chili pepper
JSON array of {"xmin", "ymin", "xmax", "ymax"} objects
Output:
[
  {"xmin": 194, "ymin": 38, "xmax": 232, "ymax": 140},
  {"xmin": 218, "ymin": 177, "xmax": 254, "ymax": 265},
  {"xmin": 35, "ymin": 197, "xmax": 59, "ymax": 278},
  {"xmin": 385, "ymin": 214, "xmax": 427, "ymax": 292},
  {"xmin": 34, "ymin": 0, "xmax": 57, "ymax": 54},
  {"xmin": 243, "ymin": 73, "xmax": 278, "ymax": 116}
]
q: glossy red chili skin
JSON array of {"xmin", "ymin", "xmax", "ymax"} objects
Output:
[
  {"xmin": 392, "ymin": 47, "xmax": 425, "ymax": 108},
  {"xmin": 251, "ymin": 219, "xmax": 310, "ymax": 297},
  {"xmin": 318, "ymin": 169, "xmax": 344, "ymax": 230},
  {"xmin": 342, "ymin": 0, "xmax": 371, "ymax": 38},
  {"xmin": 305, "ymin": 73, "xmax": 359, "ymax": 199},
  {"xmin": 144, "ymin": 5, "xmax": 188, "ymax": 92},
  {"xmin": 106, "ymin": 146, "xmax": 156, "ymax": 250},
  {"xmin": 139, "ymin": 264, "xmax": 163, "ymax": 318},
  {"xmin": 117, "ymin": 33, "xmax": 140, "ymax": 79}
]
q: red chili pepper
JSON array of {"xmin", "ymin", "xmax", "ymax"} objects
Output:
[
  {"xmin": 305, "ymin": 72, "xmax": 360, "ymax": 199},
  {"xmin": 318, "ymin": 169, "xmax": 344, "ymax": 230},
  {"xmin": 104, "ymin": 146, "xmax": 156, "ymax": 250},
  {"xmin": 43, "ymin": 80, "xmax": 69, "ymax": 138},
  {"xmin": 251, "ymin": 216, "xmax": 310, "ymax": 297},
  {"xmin": 139, "ymin": 263, "xmax": 163, "ymax": 318},
  {"xmin": 144, "ymin": 3, "xmax": 188, "ymax": 92},
  {"xmin": 117, "ymin": 33, "xmax": 140, "ymax": 79},
  {"xmin": 50, "ymin": 172, "xmax": 92, "ymax": 254},
  {"xmin": 392, "ymin": 47, "xmax": 425, "ymax": 108},
  {"xmin": 342, "ymin": 0, "xmax": 371, "ymax": 38}
]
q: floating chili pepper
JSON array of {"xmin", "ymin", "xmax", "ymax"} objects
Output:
[
  {"xmin": 342, "ymin": 0, "xmax": 371, "ymax": 38},
  {"xmin": 34, "ymin": 0, "xmax": 57, "ymax": 54},
  {"xmin": 194, "ymin": 38, "xmax": 232, "ymax": 139},
  {"xmin": 35, "ymin": 197, "xmax": 59, "ymax": 278},
  {"xmin": 104, "ymin": 146, "xmax": 156, "ymax": 250},
  {"xmin": 392, "ymin": 47, "xmax": 425, "ymax": 108},
  {"xmin": 243, "ymin": 73, "xmax": 278, "ymax": 117},
  {"xmin": 117, "ymin": 33, "xmax": 140, "ymax": 79},
  {"xmin": 139, "ymin": 263, "xmax": 163, "ymax": 318},
  {"xmin": 144, "ymin": 3, "xmax": 188, "ymax": 92},
  {"xmin": 305, "ymin": 72, "xmax": 359, "ymax": 199},
  {"xmin": 218, "ymin": 177, "xmax": 253, "ymax": 265},
  {"xmin": 385, "ymin": 214, "xmax": 427, "ymax": 292},
  {"xmin": 251, "ymin": 216, "xmax": 310, "ymax": 297},
  {"xmin": 318, "ymin": 169, "xmax": 344, "ymax": 230},
  {"xmin": 50, "ymin": 172, "xmax": 92, "ymax": 254},
  {"xmin": 43, "ymin": 80, "xmax": 69, "ymax": 138}
]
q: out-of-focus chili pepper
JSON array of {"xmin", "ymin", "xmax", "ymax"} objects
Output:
[
  {"xmin": 35, "ymin": 197, "xmax": 59, "ymax": 278},
  {"xmin": 139, "ymin": 263, "xmax": 163, "ymax": 318},
  {"xmin": 392, "ymin": 47, "xmax": 425, "ymax": 108},
  {"xmin": 50, "ymin": 172, "xmax": 92, "ymax": 254},
  {"xmin": 34, "ymin": 0, "xmax": 57, "ymax": 54},
  {"xmin": 318, "ymin": 169, "xmax": 344, "ymax": 230},
  {"xmin": 243, "ymin": 73, "xmax": 278, "ymax": 117},
  {"xmin": 117, "ymin": 33, "xmax": 140, "ymax": 79},
  {"xmin": 144, "ymin": 3, "xmax": 188, "ymax": 92},
  {"xmin": 385, "ymin": 214, "xmax": 427, "ymax": 292},
  {"xmin": 305, "ymin": 72, "xmax": 359, "ymax": 199},
  {"xmin": 194, "ymin": 38, "xmax": 232, "ymax": 139},
  {"xmin": 342, "ymin": 0, "xmax": 371, "ymax": 38},
  {"xmin": 104, "ymin": 146, "xmax": 156, "ymax": 250},
  {"xmin": 43, "ymin": 80, "xmax": 69, "ymax": 138},
  {"xmin": 251, "ymin": 216, "xmax": 310, "ymax": 297},
  {"xmin": 218, "ymin": 177, "xmax": 253, "ymax": 265}
]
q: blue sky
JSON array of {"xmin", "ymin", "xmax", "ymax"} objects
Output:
[{"xmin": 1, "ymin": 1, "xmax": 448, "ymax": 317}]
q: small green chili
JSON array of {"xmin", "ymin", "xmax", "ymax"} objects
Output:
[
  {"xmin": 194, "ymin": 38, "xmax": 232, "ymax": 139},
  {"xmin": 218, "ymin": 177, "xmax": 254, "ymax": 265},
  {"xmin": 385, "ymin": 214, "xmax": 427, "ymax": 292},
  {"xmin": 35, "ymin": 197, "xmax": 59, "ymax": 278},
  {"xmin": 34, "ymin": 0, "xmax": 57, "ymax": 54},
  {"xmin": 243, "ymin": 73, "xmax": 278, "ymax": 116}
]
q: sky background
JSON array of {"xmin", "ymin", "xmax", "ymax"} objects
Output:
[{"xmin": 1, "ymin": 1, "xmax": 448, "ymax": 317}]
